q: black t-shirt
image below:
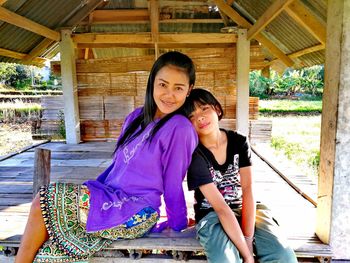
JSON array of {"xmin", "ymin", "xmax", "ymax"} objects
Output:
[{"xmin": 187, "ymin": 129, "xmax": 252, "ymax": 222}]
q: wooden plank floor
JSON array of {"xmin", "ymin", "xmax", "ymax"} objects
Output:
[{"xmin": 0, "ymin": 142, "xmax": 330, "ymax": 261}]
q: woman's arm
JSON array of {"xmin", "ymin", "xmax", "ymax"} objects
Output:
[
  {"xmin": 199, "ymin": 183, "xmax": 254, "ymax": 263},
  {"xmin": 162, "ymin": 121, "xmax": 198, "ymax": 231},
  {"xmin": 240, "ymin": 166, "xmax": 256, "ymax": 253}
]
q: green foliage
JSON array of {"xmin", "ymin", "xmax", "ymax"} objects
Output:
[
  {"xmin": 249, "ymin": 71, "xmax": 270, "ymax": 98},
  {"xmin": 0, "ymin": 63, "xmax": 31, "ymax": 89},
  {"xmin": 0, "ymin": 62, "xmax": 60, "ymax": 91},
  {"xmin": 57, "ymin": 110, "xmax": 66, "ymax": 139},
  {"xmin": 249, "ymin": 65, "xmax": 324, "ymax": 98}
]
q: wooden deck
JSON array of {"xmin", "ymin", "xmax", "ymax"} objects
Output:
[{"xmin": 0, "ymin": 142, "xmax": 332, "ymax": 262}]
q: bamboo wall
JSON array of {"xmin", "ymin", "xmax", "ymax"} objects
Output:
[{"xmin": 75, "ymin": 47, "xmax": 263, "ymax": 141}]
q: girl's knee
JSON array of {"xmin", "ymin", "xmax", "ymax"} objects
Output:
[{"xmin": 279, "ymin": 247, "xmax": 298, "ymax": 263}]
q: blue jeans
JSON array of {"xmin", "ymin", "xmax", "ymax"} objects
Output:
[{"xmin": 196, "ymin": 204, "xmax": 298, "ymax": 263}]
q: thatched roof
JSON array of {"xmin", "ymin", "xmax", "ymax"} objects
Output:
[{"xmin": 0, "ymin": 0, "xmax": 326, "ymax": 69}]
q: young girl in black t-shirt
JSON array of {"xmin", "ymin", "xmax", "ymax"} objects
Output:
[{"xmin": 183, "ymin": 88, "xmax": 297, "ymax": 263}]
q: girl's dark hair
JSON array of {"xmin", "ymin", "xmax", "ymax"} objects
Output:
[
  {"xmin": 183, "ymin": 88, "xmax": 224, "ymax": 120},
  {"xmin": 116, "ymin": 51, "xmax": 196, "ymax": 150}
]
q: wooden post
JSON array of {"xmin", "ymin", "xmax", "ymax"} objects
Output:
[
  {"xmin": 60, "ymin": 28, "xmax": 81, "ymax": 144},
  {"xmin": 317, "ymin": 0, "xmax": 350, "ymax": 259},
  {"xmin": 33, "ymin": 148, "xmax": 51, "ymax": 198},
  {"xmin": 236, "ymin": 29, "xmax": 250, "ymax": 136}
]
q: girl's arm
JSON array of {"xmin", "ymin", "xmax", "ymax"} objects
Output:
[
  {"xmin": 199, "ymin": 183, "xmax": 254, "ymax": 263},
  {"xmin": 240, "ymin": 166, "xmax": 256, "ymax": 253}
]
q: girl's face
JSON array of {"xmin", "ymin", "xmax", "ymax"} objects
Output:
[
  {"xmin": 188, "ymin": 103, "xmax": 220, "ymax": 137},
  {"xmin": 153, "ymin": 65, "xmax": 192, "ymax": 119}
]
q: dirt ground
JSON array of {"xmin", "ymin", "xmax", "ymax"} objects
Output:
[{"xmin": 0, "ymin": 122, "xmax": 34, "ymax": 158}]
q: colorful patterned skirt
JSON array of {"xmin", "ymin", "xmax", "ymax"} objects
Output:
[{"xmin": 34, "ymin": 183, "xmax": 159, "ymax": 263}]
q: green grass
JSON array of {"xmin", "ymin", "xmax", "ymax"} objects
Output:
[
  {"xmin": 262, "ymin": 115, "xmax": 321, "ymax": 179},
  {"xmin": 259, "ymin": 99, "xmax": 322, "ymax": 113},
  {"xmin": 0, "ymin": 100, "xmax": 41, "ymax": 122}
]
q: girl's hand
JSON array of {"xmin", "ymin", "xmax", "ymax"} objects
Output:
[
  {"xmin": 243, "ymin": 254, "xmax": 255, "ymax": 263},
  {"xmin": 245, "ymin": 237, "xmax": 254, "ymax": 255}
]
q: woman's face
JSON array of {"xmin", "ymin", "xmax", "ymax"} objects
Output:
[
  {"xmin": 188, "ymin": 103, "xmax": 220, "ymax": 137},
  {"xmin": 153, "ymin": 65, "xmax": 191, "ymax": 119}
]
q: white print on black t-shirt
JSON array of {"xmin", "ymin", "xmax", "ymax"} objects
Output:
[{"xmin": 200, "ymin": 154, "xmax": 242, "ymax": 209}]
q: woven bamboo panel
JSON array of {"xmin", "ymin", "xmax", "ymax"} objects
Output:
[
  {"xmin": 108, "ymin": 120, "xmax": 124, "ymax": 139},
  {"xmin": 40, "ymin": 96, "xmax": 64, "ymax": 135},
  {"xmin": 109, "ymin": 73, "xmax": 137, "ymax": 96},
  {"xmin": 76, "ymin": 56, "xmax": 154, "ymax": 73},
  {"xmin": 249, "ymin": 97, "xmax": 259, "ymax": 120},
  {"xmin": 194, "ymin": 58, "xmax": 235, "ymax": 72},
  {"xmin": 77, "ymin": 73, "xmax": 110, "ymax": 88},
  {"xmin": 41, "ymin": 96, "xmax": 64, "ymax": 110},
  {"xmin": 195, "ymin": 72, "xmax": 214, "ymax": 90},
  {"xmin": 81, "ymin": 120, "xmax": 124, "ymax": 141},
  {"xmin": 249, "ymin": 119, "xmax": 272, "ymax": 143},
  {"xmin": 79, "ymin": 96, "xmax": 103, "ymax": 120},
  {"xmin": 105, "ymin": 96, "xmax": 134, "ymax": 119},
  {"xmin": 78, "ymin": 88, "xmax": 108, "ymax": 97},
  {"xmin": 40, "ymin": 120, "xmax": 60, "ymax": 133},
  {"xmin": 136, "ymin": 72, "xmax": 149, "ymax": 96},
  {"xmin": 183, "ymin": 47, "xmax": 235, "ymax": 59},
  {"xmin": 135, "ymin": 96, "xmax": 145, "ymax": 108},
  {"xmin": 219, "ymin": 119, "xmax": 272, "ymax": 144},
  {"xmin": 214, "ymin": 71, "xmax": 235, "ymax": 89},
  {"xmin": 219, "ymin": 119, "xmax": 236, "ymax": 131},
  {"xmin": 81, "ymin": 120, "xmax": 108, "ymax": 140},
  {"xmin": 42, "ymin": 109, "xmax": 63, "ymax": 120}
]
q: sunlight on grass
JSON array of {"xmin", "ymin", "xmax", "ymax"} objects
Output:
[
  {"xmin": 259, "ymin": 100, "xmax": 322, "ymax": 113},
  {"xmin": 261, "ymin": 116, "xmax": 321, "ymax": 179}
]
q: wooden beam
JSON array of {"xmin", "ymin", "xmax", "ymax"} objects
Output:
[
  {"xmin": 64, "ymin": 0, "xmax": 105, "ymax": 27},
  {"xmin": 0, "ymin": 6, "xmax": 60, "ymax": 41},
  {"xmin": 73, "ymin": 33, "xmax": 237, "ymax": 45},
  {"xmin": 23, "ymin": 38, "xmax": 55, "ymax": 64},
  {"xmin": 288, "ymin": 44, "xmax": 325, "ymax": 58},
  {"xmin": 77, "ymin": 42, "xmax": 234, "ymax": 49},
  {"xmin": 80, "ymin": 18, "xmax": 224, "ymax": 25},
  {"xmin": 265, "ymin": 43, "xmax": 325, "ymax": 66},
  {"xmin": 84, "ymin": 48, "xmax": 89, "ymax": 60},
  {"xmin": 150, "ymin": 0, "xmax": 159, "ymax": 44},
  {"xmin": 247, "ymin": 0, "xmax": 295, "ymax": 40},
  {"xmin": 23, "ymin": 0, "xmax": 104, "ymax": 64},
  {"xmin": 285, "ymin": 0, "xmax": 326, "ymax": 45},
  {"xmin": 160, "ymin": 18, "xmax": 223, "ymax": 24},
  {"xmin": 0, "ymin": 0, "xmax": 7, "ymax": 6},
  {"xmin": 0, "ymin": 47, "xmax": 46, "ymax": 64},
  {"xmin": 213, "ymin": 0, "xmax": 294, "ymax": 67},
  {"xmin": 91, "ymin": 9, "xmax": 149, "ymax": 23}
]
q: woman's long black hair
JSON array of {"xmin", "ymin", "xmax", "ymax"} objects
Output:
[
  {"xmin": 115, "ymin": 51, "xmax": 196, "ymax": 150},
  {"xmin": 183, "ymin": 88, "xmax": 224, "ymax": 120}
]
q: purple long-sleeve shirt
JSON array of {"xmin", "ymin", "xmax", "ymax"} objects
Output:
[{"xmin": 84, "ymin": 108, "xmax": 198, "ymax": 232}]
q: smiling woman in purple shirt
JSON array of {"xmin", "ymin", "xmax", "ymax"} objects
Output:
[{"xmin": 15, "ymin": 51, "xmax": 198, "ymax": 263}]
